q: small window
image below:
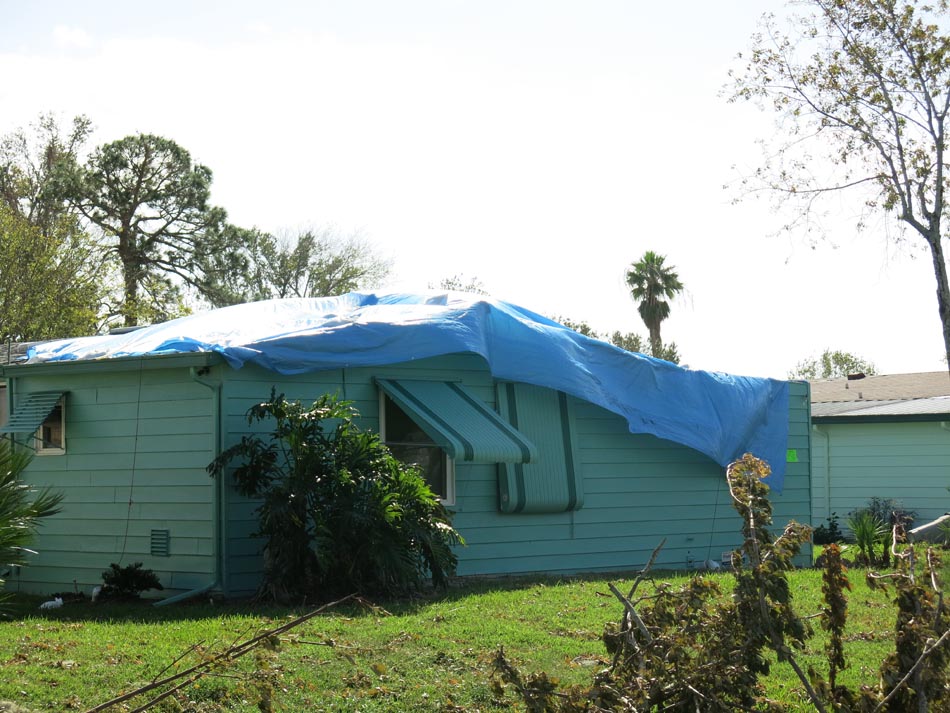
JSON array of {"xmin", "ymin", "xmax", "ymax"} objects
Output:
[
  {"xmin": 36, "ymin": 398, "xmax": 65, "ymax": 454},
  {"xmin": 381, "ymin": 394, "xmax": 455, "ymax": 505}
]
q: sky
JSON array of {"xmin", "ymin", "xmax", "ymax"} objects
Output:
[{"xmin": 0, "ymin": 0, "xmax": 945, "ymax": 379}]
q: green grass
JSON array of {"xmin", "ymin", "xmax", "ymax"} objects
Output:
[{"xmin": 0, "ymin": 561, "xmax": 936, "ymax": 712}]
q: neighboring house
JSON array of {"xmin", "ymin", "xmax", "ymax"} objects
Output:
[
  {"xmin": 0, "ymin": 293, "xmax": 810, "ymax": 599},
  {"xmin": 811, "ymin": 371, "xmax": 950, "ymax": 528}
]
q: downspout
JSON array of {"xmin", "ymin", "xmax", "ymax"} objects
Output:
[
  {"xmin": 154, "ymin": 366, "xmax": 224, "ymax": 606},
  {"xmin": 811, "ymin": 424, "xmax": 831, "ymax": 525}
]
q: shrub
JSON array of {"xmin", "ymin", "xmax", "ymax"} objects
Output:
[
  {"xmin": 846, "ymin": 509, "xmax": 887, "ymax": 566},
  {"xmin": 866, "ymin": 496, "xmax": 916, "ymax": 529},
  {"xmin": 100, "ymin": 562, "xmax": 164, "ymax": 599},
  {"xmin": 813, "ymin": 512, "xmax": 844, "ymax": 545},
  {"xmin": 208, "ymin": 391, "xmax": 463, "ymax": 602},
  {"xmin": 938, "ymin": 519, "xmax": 950, "ymax": 547}
]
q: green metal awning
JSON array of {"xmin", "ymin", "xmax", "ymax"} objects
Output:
[
  {"xmin": 1, "ymin": 392, "xmax": 64, "ymax": 434},
  {"xmin": 376, "ymin": 379, "xmax": 536, "ymax": 463}
]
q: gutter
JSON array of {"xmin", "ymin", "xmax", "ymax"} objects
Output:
[{"xmin": 154, "ymin": 366, "xmax": 224, "ymax": 606}]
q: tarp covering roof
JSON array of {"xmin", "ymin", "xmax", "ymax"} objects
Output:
[{"xmin": 26, "ymin": 292, "xmax": 791, "ymax": 488}]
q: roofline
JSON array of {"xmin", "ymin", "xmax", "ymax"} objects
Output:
[
  {"xmin": 812, "ymin": 413, "xmax": 950, "ymax": 424},
  {"xmin": 0, "ymin": 351, "xmax": 222, "ymax": 377}
]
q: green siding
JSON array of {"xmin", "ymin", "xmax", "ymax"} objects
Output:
[
  {"xmin": 812, "ymin": 420, "xmax": 950, "ymax": 528},
  {"xmin": 9, "ymin": 353, "xmax": 811, "ymax": 597},
  {"xmin": 7, "ymin": 368, "xmax": 216, "ymax": 597},
  {"xmin": 220, "ymin": 358, "xmax": 811, "ymax": 593}
]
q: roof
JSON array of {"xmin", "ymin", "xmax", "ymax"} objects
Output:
[
  {"xmin": 14, "ymin": 292, "xmax": 793, "ymax": 486},
  {"xmin": 811, "ymin": 371, "xmax": 950, "ymax": 420},
  {"xmin": 0, "ymin": 342, "xmax": 37, "ymax": 365}
]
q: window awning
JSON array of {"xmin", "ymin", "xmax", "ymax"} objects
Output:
[
  {"xmin": 1, "ymin": 391, "xmax": 64, "ymax": 434},
  {"xmin": 376, "ymin": 379, "xmax": 536, "ymax": 463}
]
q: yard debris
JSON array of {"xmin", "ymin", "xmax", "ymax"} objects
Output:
[{"xmin": 82, "ymin": 593, "xmax": 358, "ymax": 713}]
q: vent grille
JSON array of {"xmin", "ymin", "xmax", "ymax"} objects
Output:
[{"xmin": 150, "ymin": 529, "xmax": 171, "ymax": 557}]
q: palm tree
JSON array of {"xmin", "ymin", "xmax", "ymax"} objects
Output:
[
  {"xmin": 625, "ymin": 251, "xmax": 683, "ymax": 358},
  {"xmin": 0, "ymin": 443, "xmax": 62, "ymax": 596}
]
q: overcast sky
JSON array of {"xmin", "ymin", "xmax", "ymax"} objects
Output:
[{"xmin": 1, "ymin": 1, "xmax": 943, "ymax": 379}]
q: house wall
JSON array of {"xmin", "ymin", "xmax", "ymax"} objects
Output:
[
  {"xmin": 220, "ymin": 358, "xmax": 811, "ymax": 595},
  {"xmin": 7, "ymin": 366, "xmax": 217, "ymax": 596},
  {"xmin": 811, "ymin": 420, "xmax": 950, "ymax": 528},
  {"xmin": 7, "ymin": 354, "xmax": 810, "ymax": 597}
]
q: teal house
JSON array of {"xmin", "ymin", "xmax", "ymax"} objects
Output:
[
  {"xmin": 1, "ymin": 293, "xmax": 811, "ymax": 599},
  {"xmin": 811, "ymin": 371, "xmax": 950, "ymax": 528}
]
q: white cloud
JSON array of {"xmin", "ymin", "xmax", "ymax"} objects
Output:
[{"xmin": 52, "ymin": 25, "xmax": 93, "ymax": 50}]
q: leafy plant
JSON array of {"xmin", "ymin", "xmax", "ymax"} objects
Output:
[
  {"xmin": 494, "ymin": 453, "xmax": 816, "ymax": 711},
  {"xmin": 812, "ymin": 512, "xmax": 844, "ymax": 545},
  {"xmin": 846, "ymin": 509, "xmax": 887, "ymax": 566},
  {"xmin": 0, "ymin": 442, "xmax": 62, "ymax": 600},
  {"xmin": 938, "ymin": 519, "xmax": 950, "ymax": 547},
  {"xmin": 208, "ymin": 391, "xmax": 463, "ymax": 602},
  {"xmin": 100, "ymin": 562, "xmax": 163, "ymax": 599},
  {"xmin": 866, "ymin": 496, "xmax": 916, "ymax": 529}
]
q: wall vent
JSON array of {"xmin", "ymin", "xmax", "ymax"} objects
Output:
[{"xmin": 150, "ymin": 529, "xmax": 171, "ymax": 557}]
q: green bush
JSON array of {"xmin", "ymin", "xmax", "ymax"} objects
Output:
[
  {"xmin": 813, "ymin": 512, "xmax": 844, "ymax": 545},
  {"xmin": 865, "ymin": 496, "xmax": 916, "ymax": 529},
  {"xmin": 846, "ymin": 509, "xmax": 887, "ymax": 565},
  {"xmin": 100, "ymin": 562, "xmax": 164, "ymax": 599},
  {"xmin": 208, "ymin": 391, "xmax": 463, "ymax": 602}
]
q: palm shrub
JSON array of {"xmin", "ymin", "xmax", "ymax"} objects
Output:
[
  {"xmin": 208, "ymin": 391, "xmax": 463, "ymax": 602},
  {"xmin": 846, "ymin": 509, "xmax": 887, "ymax": 566},
  {"xmin": 0, "ymin": 442, "xmax": 62, "ymax": 597}
]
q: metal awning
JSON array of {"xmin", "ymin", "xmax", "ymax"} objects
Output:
[
  {"xmin": 376, "ymin": 379, "xmax": 536, "ymax": 463},
  {"xmin": 1, "ymin": 392, "xmax": 65, "ymax": 434}
]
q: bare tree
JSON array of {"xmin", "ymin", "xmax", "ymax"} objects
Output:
[{"xmin": 731, "ymin": 0, "xmax": 950, "ymax": 368}]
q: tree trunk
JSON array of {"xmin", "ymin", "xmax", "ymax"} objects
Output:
[
  {"xmin": 648, "ymin": 325, "xmax": 662, "ymax": 359},
  {"xmin": 924, "ymin": 229, "xmax": 950, "ymax": 375},
  {"xmin": 118, "ymin": 225, "xmax": 139, "ymax": 327}
]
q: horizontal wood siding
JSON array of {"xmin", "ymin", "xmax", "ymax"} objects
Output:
[
  {"xmin": 455, "ymin": 378, "xmax": 811, "ymax": 575},
  {"xmin": 219, "ymin": 358, "xmax": 812, "ymax": 591},
  {"xmin": 812, "ymin": 420, "xmax": 950, "ymax": 529},
  {"xmin": 778, "ymin": 381, "xmax": 812, "ymax": 564},
  {"xmin": 8, "ymin": 368, "xmax": 216, "ymax": 597}
]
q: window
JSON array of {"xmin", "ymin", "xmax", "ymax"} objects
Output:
[
  {"xmin": 0, "ymin": 391, "xmax": 67, "ymax": 455},
  {"xmin": 381, "ymin": 393, "xmax": 455, "ymax": 505},
  {"xmin": 36, "ymin": 398, "xmax": 65, "ymax": 454}
]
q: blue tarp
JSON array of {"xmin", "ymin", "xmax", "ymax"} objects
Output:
[{"xmin": 27, "ymin": 292, "xmax": 791, "ymax": 488}]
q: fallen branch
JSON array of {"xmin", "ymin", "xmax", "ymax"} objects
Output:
[
  {"xmin": 872, "ymin": 627, "xmax": 950, "ymax": 713},
  {"xmin": 608, "ymin": 581, "xmax": 653, "ymax": 646},
  {"xmin": 83, "ymin": 593, "xmax": 358, "ymax": 713},
  {"xmin": 910, "ymin": 514, "xmax": 950, "ymax": 538}
]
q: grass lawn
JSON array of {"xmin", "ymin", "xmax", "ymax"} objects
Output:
[{"xmin": 0, "ymin": 559, "xmax": 930, "ymax": 712}]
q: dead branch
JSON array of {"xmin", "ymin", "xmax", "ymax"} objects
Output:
[
  {"xmin": 627, "ymin": 537, "xmax": 665, "ymax": 599},
  {"xmin": 608, "ymin": 581, "xmax": 653, "ymax": 646},
  {"xmin": 910, "ymin": 514, "xmax": 950, "ymax": 538},
  {"xmin": 83, "ymin": 593, "xmax": 357, "ymax": 713},
  {"xmin": 872, "ymin": 627, "xmax": 950, "ymax": 713}
]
